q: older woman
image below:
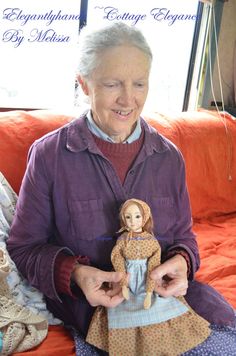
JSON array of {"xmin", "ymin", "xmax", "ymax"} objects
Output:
[{"xmin": 7, "ymin": 23, "xmax": 235, "ymax": 355}]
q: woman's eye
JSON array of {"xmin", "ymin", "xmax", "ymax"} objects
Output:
[
  {"xmin": 134, "ymin": 82, "xmax": 145, "ymax": 88},
  {"xmin": 125, "ymin": 215, "xmax": 131, "ymax": 220},
  {"xmin": 136, "ymin": 215, "xmax": 141, "ymax": 219},
  {"xmin": 104, "ymin": 83, "xmax": 118, "ymax": 88}
]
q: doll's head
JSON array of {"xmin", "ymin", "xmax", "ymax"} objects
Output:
[{"xmin": 119, "ymin": 199, "xmax": 154, "ymax": 234}]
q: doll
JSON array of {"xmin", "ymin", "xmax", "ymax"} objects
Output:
[
  {"xmin": 86, "ymin": 199, "xmax": 211, "ymax": 356},
  {"xmin": 111, "ymin": 198, "xmax": 161, "ymax": 310}
]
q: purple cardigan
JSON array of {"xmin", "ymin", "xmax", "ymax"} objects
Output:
[{"xmin": 7, "ymin": 115, "xmax": 235, "ymax": 335}]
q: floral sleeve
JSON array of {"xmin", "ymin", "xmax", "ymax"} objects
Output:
[
  {"xmin": 111, "ymin": 236, "xmax": 128, "ymax": 286},
  {"xmin": 146, "ymin": 239, "xmax": 161, "ymax": 292}
]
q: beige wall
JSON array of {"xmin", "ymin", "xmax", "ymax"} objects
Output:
[{"xmin": 211, "ymin": 0, "xmax": 236, "ymax": 106}]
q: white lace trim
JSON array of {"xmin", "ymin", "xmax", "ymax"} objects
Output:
[{"xmin": 0, "ymin": 172, "xmax": 61, "ymax": 325}]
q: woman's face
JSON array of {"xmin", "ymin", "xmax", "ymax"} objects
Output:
[
  {"xmin": 123, "ymin": 203, "xmax": 143, "ymax": 233},
  {"xmin": 80, "ymin": 45, "xmax": 150, "ymax": 143}
]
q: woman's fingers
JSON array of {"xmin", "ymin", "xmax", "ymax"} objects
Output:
[
  {"xmin": 72, "ymin": 265, "xmax": 125, "ymax": 307},
  {"xmin": 151, "ymin": 254, "xmax": 188, "ymax": 298},
  {"xmin": 154, "ymin": 277, "xmax": 188, "ymax": 297}
]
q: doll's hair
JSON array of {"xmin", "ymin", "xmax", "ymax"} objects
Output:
[{"xmin": 119, "ymin": 199, "xmax": 154, "ymax": 235}]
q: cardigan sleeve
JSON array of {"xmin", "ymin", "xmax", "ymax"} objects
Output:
[
  {"xmin": 54, "ymin": 253, "xmax": 90, "ymax": 297},
  {"xmin": 7, "ymin": 142, "xmax": 74, "ymax": 302}
]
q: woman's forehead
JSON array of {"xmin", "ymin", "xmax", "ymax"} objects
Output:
[{"xmin": 91, "ymin": 45, "xmax": 151, "ymax": 77}]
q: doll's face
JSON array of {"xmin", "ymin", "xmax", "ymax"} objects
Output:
[{"xmin": 123, "ymin": 203, "xmax": 143, "ymax": 232}]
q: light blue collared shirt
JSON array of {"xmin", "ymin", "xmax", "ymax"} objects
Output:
[{"xmin": 86, "ymin": 110, "xmax": 142, "ymax": 143}]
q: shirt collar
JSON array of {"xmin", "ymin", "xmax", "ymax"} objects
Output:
[
  {"xmin": 65, "ymin": 113, "xmax": 169, "ymax": 155},
  {"xmin": 86, "ymin": 110, "xmax": 142, "ymax": 143}
]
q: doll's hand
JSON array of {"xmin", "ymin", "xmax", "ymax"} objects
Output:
[
  {"xmin": 122, "ymin": 285, "xmax": 130, "ymax": 300},
  {"xmin": 150, "ymin": 254, "xmax": 188, "ymax": 297},
  {"xmin": 72, "ymin": 265, "xmax": 125, "ymax": 308},
  {"xmin": 144, "ymin": 292, "xmax": 152, "ymax": 309}
]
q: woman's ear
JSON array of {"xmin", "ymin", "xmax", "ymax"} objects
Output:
[{"xmin": 77, "ymin": 75, "xmax": 89, "ymax": 96}]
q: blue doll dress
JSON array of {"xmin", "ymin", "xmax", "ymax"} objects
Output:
[
  {"xmin": 108, "ymin": 258, "xmax": 189, "ymax": 329},
  {"xmin": 86, "ymin": 232, "xmax": 211, "ymax": 356}
]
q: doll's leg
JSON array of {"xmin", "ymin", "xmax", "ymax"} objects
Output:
[
  {"xmin": 143, "ymin": 292, "xmax": 152, "ymax": 309},
  {"xmin": 144, "ymin": 278, "xmax": 155, "ymax": 309},
  {"xmin": 144, "ymin": 275, "xmax": 156, "ymax": 309},
  {"xmin": 122, "ymin": 285, "xmax": 130, "ymax": 300}
]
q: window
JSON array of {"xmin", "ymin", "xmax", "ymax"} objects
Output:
[{"xmin": 0, "ymin": 0, "xmax": 200, "ymax": 113}]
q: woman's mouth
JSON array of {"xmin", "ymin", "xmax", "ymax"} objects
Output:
[{"xmin": 113, "ymin": 110, "xmax": 133, "ymax": 119}]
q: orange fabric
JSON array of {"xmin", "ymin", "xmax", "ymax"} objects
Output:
[
  {"xmin": 0, "ymin": 110, "xmax": 73, "ymax": 194},
  {"xmin": 12, "ymin": 325, "xmax": 75, "ymax": 356},
  {"xmin": 193, "ymin": 215, "xmax": 236, "ymax": 309},
  {"xmin": 145, "ymin": 110, "xmax": 236, "ymax": 219},
  {"xmin": 144, "ymin": 109, "xmax": 236, "ymax": 309},
  {"xmin": 0, "ymin": 108, "xmax": 235, "ymax": 354}
]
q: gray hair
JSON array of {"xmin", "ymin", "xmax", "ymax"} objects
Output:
[{"xmin": 77, "ymin": 22, "xmax": 153, "ymax": 78}]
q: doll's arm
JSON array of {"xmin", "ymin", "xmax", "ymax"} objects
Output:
[
  {"xmin": 111, "ymin": 239, "xmax": 129, "ymax": 300},
  {"xmin": 146, "ymin": 240, "xmax": 161, "ymax": 292},
  {"xmin": 144, "ymin": 240, "xmax": 161, "ymax": 309},
  {"xmin": 111, "ymin": 239, "xmax": 128, "ymax": 287}
]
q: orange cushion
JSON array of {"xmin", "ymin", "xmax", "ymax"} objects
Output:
[
  {"xmin": 0, "ymin": 110, "xmax": 73, "ymax": 194},
  {"xmin": 13, "ymin": 325, "xmax": 75, "ymax": 356},
  {"xmin": 145, "ymin": 110, "xmax": 236, "ymax": 219},
  {"xmin": 194, "ymin": 214, "xmax": 236, "ymax": 309},
  {"xmin": 0, "ymin": 108, "xmax": 235, "ymax": 354}
]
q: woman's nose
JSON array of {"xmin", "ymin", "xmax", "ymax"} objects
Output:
[{"xmin": 117, "ymin": 86, "xmax": 134, "ymax": 107}]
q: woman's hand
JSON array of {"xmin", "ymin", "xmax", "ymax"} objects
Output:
[
  {"xmin": 72, "ymin": 265, "xmax": 126, "ymax": 308},
  {"xmin": 150, "ymin": 254, "xmax": 188, "ymax": 297}
]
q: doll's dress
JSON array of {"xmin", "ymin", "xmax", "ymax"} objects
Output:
[
  {"xmin": 108, "ymin": 258, "xmax": 190, "ymax": 329},
  {"xmin": 86, "ymin": 233, "xmax": 211, "ymax": 356}
]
